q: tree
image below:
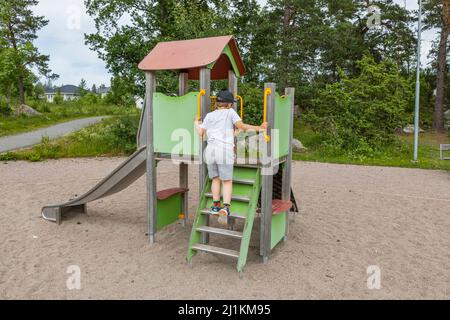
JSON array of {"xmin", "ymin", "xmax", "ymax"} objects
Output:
[
  {"xmin": 91, "ymin": 84, "xmax": 97, "ymax": 94},
  {"xmin": 84, "ymin": 0, "xmax": 263, "ymax": 96},
  {"xmin": 423, "ymin": 0, "xmax": 450, "ymax": 132},
  {"xmin": 32, "ymin": 82, "xmax": 45, "ymax": 100},
  {"xmin": 307, "ymin": 56, "xmax": 413, "ymax": 154},
  {"xmin": 0, "ymin": 47, "xmax": 17, "ymax": 106},
  {"xmin": 104, "ymin": 76, "xmax": 135, "ymax": 107},
  {"xmin": 78, "ymin": 78, "xmax": 88, "ymax": 96},
  {"xmin": 252, "ymin": 0, "xmax": 415, "ymax": 107},
  {"xmin": 53, "ymin": 88, "xmax": 63, "ymax": 104},
  {"xmin": 84, "ymin": 0, "xmax": 416, "ymax": 112},
  {"xmin": 0, "ymin": 0, "xmax": 58, "ymax": 104}
]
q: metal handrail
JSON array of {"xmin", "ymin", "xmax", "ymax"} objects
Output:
[
  {"xmin": 197, "ymin": 89, "xmax": 206, "ymax": 120},
  {"xmin": 236, "ymin": 95, "xmax": 244, "ymax": 119},
  {"xmin": 263, "ymin": 88, "xmax": 272, "ymax": 142}
]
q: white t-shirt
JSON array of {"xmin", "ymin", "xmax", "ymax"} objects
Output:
[{"xmin": 200, "ymin": 108, "xmax": 242, "ymax": 147}]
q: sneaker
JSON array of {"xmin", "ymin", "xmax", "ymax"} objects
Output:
[
  {"xmin": 210, "ymin": 205, "xmax": 221, "ymax": 215},
  {"xmin": 218, "ymin": 207, "xmax": 230, "ymax": 226}
]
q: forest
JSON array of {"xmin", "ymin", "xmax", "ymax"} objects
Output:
[{"xmin": 2, "ymin": 0, "xmax": 450, "ymax": 165}]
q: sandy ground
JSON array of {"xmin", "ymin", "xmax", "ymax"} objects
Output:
[{"xmin": 1, "ymin": 158, "xmax": 450, "ymax": 299}]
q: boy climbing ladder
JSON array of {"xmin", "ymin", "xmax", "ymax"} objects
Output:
[{"xmin": 194, "ymin": 90, "xmax": 266, "ymax": 226}]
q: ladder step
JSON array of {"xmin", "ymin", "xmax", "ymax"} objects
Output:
[
  {"xmin": 233, "ymin": 163, "xmax": 260, "ymax": 168},
  {"xmin": 210, "ymin": 178, "xmax": 255, "ymax": 185},
  {"xmin": 205, "ymin": 193, "xmax": 250, "ymax": 202},
  {"xmin": 196, "ymin": 226, "xmax": 243, "ymax": 239},
  {"xmin": 191, "ymin": 244, "xmax": 239, "ymax": 258},
  {"xmin": 233, "ymin": 178, "xmax": 255, "ymax": 185},
  {"xmin": 200, "ymin": 209, "xmax": 246, "ymax": 220}
]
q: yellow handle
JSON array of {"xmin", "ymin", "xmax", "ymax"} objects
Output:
[
  {"xmin": 263, "ymin": 88, "xmax": 272, "ymax": 142},
  {"xmin": 197, "ymin": 89, "xmax": 206, "ymax": 120},
  {"xmin": 236, "ymin": 95, "xmax": 244, "ymax": 119}
]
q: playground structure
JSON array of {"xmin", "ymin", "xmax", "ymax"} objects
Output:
[{"xmin": 41, "ymin": 35, "xmax": 298, "ymax": 272}]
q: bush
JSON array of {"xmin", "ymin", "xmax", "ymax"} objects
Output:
[
  {"xmin": 106, "ymin": 115, "xmax": 140, "ymax": 154},
  {"xmin": 53, "ymin": 93, "xmax": 64, "ymax": 104},
  {"xmin": 238, "ymin": 83, "xmax": 264, "ymax": 125},
  {"xmin": 80, "ymin": 93, "xmax": 99, "ymax": 105},
  {"xmin": 0, "ymin": 97, "xmax": 11, "ymax": 115},
  {"xmin": 305, "ymin": 56, "xmax": 413, "ymax": 156},
  {"xmin": 28, "ymin": 99, "xmax": 50, "ymax": 113}
]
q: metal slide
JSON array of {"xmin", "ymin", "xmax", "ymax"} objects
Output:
[{"xmin": 41, "ymin": 146, "xmax": 147, "ymax": 224}]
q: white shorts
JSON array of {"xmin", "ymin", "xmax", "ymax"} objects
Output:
[{"xmin": 204, "ymin": 143, "xmax": 234, "ymax": 181}]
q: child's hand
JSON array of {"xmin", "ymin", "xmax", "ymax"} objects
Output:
[{"xmin": 260, "ymin": 122, "xmax": 268, "ymax": 130}]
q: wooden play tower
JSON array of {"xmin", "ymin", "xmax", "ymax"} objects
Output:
[{"xmin": 42, "ymin": 35, "xmax": 298, "ymax": 273}]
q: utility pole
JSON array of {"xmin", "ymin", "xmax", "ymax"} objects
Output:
[{"xmin": 413, "ymin": 0, "xmax": 423, "ymax": 162}]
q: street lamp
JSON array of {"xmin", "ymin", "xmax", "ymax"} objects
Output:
[{"xmin": 413, "ymin": 0, "xmax": 423, "ymax": 162}]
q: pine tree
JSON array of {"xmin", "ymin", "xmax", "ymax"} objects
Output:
[
  {"xmin": 0, "ymin": 0, "xmax": 58, "ymax": 104},
  {"xmin": 423, "ymin": 0, "xmax": 450, "ymax": 132},
  {"xmin": 79, "ymin": 78, "xmax": 88, "ymax": 96}
]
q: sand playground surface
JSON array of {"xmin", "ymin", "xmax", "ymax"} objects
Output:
[{"xmin": 1, "ymin": 158, "xmax": 450, "ymax": 299}]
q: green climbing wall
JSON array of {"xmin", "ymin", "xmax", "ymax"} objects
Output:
[
  {"xmin": 153, "ymin": 92, "xmax": 200, "ymax": 156},
  {"xmin": 273, "ymin": 93, "xmax": 292, "ymax": 159}
]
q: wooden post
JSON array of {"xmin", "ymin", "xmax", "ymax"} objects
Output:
[
  {"xmin": 228, "ymin": 70, "xmax": 239, "ymax": 230},
  {"xmin": 282, "ymin": 87, "xmax": 295, "ymax": 240},
  {"xmin": 199, "ymin": 68, "xmax": 211, "ymax": 244},
  {"xmin": 179, "ymin": 72, "xmax": 189, "ymax": 226},
  {"xmin": 260, "ymin": 83, "xmax": 276, "ymax": 262},
  {"xmin": 228, "ymin": 70, "xmax": 238, "ymax": 111},
  {"xmin": 145, "ymin": 72, "xmax": 157, "ymax": 245}
]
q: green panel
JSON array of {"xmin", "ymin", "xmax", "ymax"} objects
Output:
[
  {"xmin": 233, "ymin": 166, "xmax": 259, "ymax": 181},
  {"xmin": 156, "ymin": 194, "xmax": 182, "ymax": 230},
  {"xmin": 222, "ymin": 45, "xmax": 241, "ymax": 78},
  {"xmin": 153, "ymin": 92, "xmax": 200, "ymax": 156},
  {"xmin": 270, "ymin": 213, "xmax": 286, "ymax": 250},
  {"xmin": 230, "ymin": 183, "xmax": 253, "ymax": 198},
  {"xmin": 207, "ymin": 45, "xmax": 241, "ymax": 78},
  {"xmin": 274, "ymin": 93, "xmax": 292, "ymax": 159}
]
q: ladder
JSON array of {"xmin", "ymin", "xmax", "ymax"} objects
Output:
[{"xmin": 187, "ymin": 166, "xmax": 262, "ymax": 273}]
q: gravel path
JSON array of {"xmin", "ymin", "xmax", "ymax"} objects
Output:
[{"xmin": 0, "ymin": 116, "xmax": 106, "ymax": 153}]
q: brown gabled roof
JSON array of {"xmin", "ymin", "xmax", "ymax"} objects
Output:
[{"xmin": 138, "ymin": 35, "xmax": 245, "ymax": 80}]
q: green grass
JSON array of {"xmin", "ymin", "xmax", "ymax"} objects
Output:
[
  {"xmin": 293, "ymin": 121, "xmax": 450, "ymax": 171},
  {"xmin": 3, "ymin": 114, "xmax": 450, "ymax": 172}
]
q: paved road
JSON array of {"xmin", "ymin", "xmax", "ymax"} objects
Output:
[{"xmin": 0, "ymin": 116, "xmax": 107, "ymax": 153}]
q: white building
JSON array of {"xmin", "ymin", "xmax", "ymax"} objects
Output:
[
  {"xmin": 98, "ymin": 86, "xmax": 111, "ymax": 98},
  {"xmin": 44, "ymin": 85, "xmax": 81, "ymax": 102}
]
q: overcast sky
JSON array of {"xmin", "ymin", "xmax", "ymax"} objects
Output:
[{"xmin": 33, "ymin": 0, "xmax": 437, "ymax": 88}]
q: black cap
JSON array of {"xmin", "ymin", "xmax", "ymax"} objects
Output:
[{"xmin": 216, "ymin": 90, "xmax": 237, "ymax": 103}]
